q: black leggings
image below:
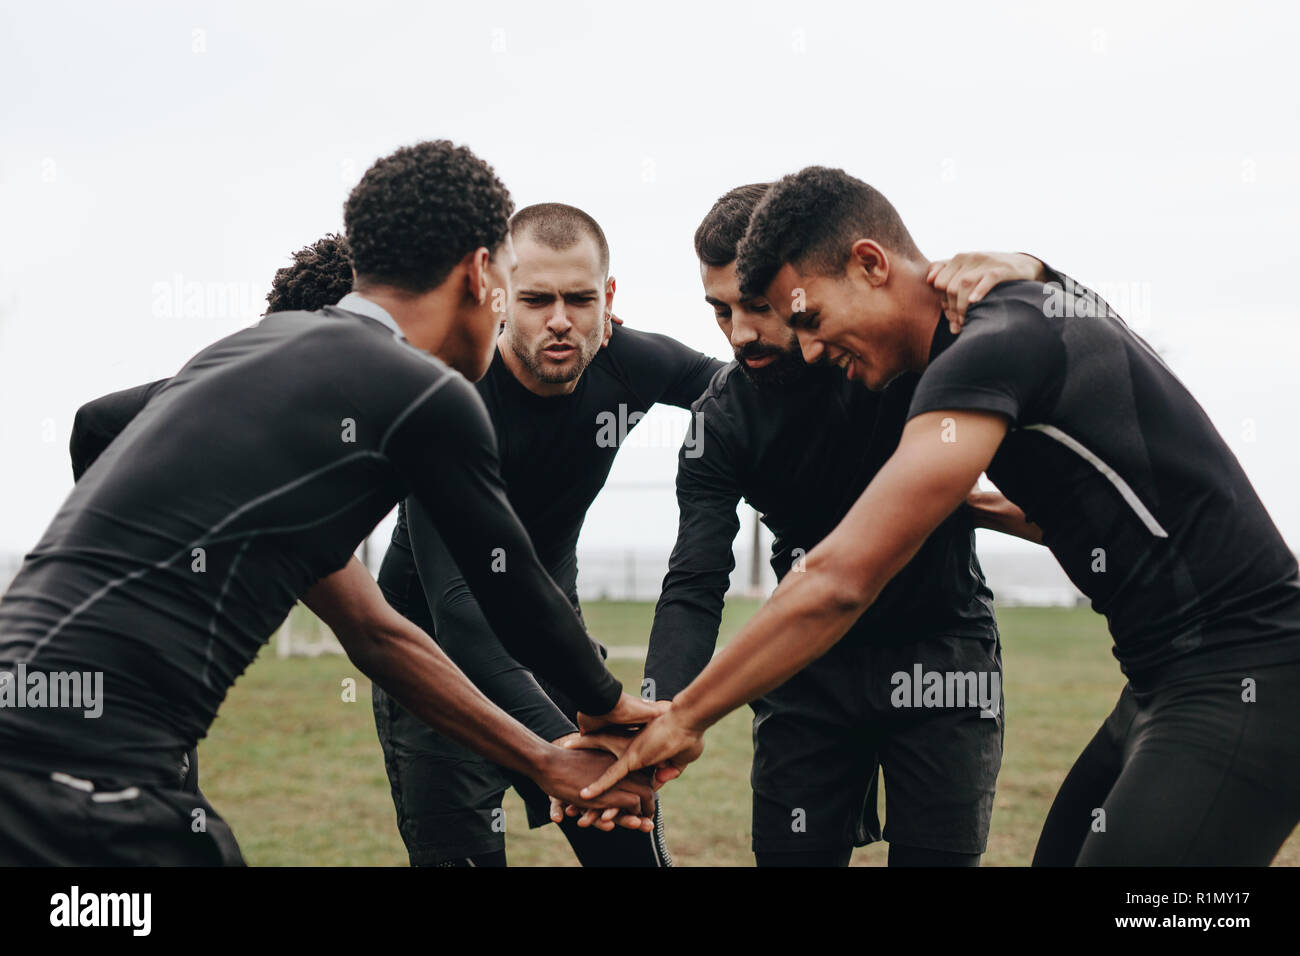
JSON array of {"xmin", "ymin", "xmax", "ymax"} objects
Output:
[{"xmin": 1033, "ymin": 659, "xmax": 1300, "ymax": 866}]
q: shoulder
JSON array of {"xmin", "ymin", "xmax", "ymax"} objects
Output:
[
  {"xmin": 910, "ymin": 283, "xmax": 1066, "ymax": 422},
  {"xmin": 962, "ymin": 281, "xmax": 1064, "ymax": 341},
  {"xmin": 690, "ymin": 360, "xmax": 751, "ymax": 415},
  {"xmin": 933, "ymin": 282, "xmax": 1067, "ymax": 369},
  {"xmin": 601, "ymin": 322, "xmax": 717, "ymax": 372},
  {"xmin": 603, "ymin": 322, "xmax": 675, "ymax": 356}
]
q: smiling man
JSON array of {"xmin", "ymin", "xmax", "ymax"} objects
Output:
[
  {"xmin": 370, "ymin": 203, "xmax": 722, "ymax": 867},
  {"xmin": 582, "ymin": 166, "xmax": 1300, "ymax": 866}
]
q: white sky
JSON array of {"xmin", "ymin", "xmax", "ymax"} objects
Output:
[{"xmin": 1, "ymin": 0, "xmax": 1297, "ymax": 564}]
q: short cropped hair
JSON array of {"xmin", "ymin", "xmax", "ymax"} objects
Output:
[
  {"xmin": 510, "ymin": 202, "xmax": 610, "ymax": 276},
  {"xmin": 264, "ymin": 233, "xmax": 354, "ymax": 314},
  {"xmin": 736, "ymin": 166, "xmax": 920, "ymax": 299},
  {"xmin": 693, "ymin": 183, "xmax": 772, "ymax": 267},
  {"xmin": 344, "ymin": 140, "xmax": 514, "ymax": 294}
]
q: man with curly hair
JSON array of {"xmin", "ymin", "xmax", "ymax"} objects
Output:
[
  {"xmin": 0, "ymin": 141, "xmax": 659, "ymax": 865},
  {"xmin": 264, "ymin": 233, "xmax": 355, "ymax": 314}
]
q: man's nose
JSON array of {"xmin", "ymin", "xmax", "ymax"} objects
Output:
[
  {"xmin": 796, "ymin": 328, "xmax": 823, "ymax": 365},
  {"xmin": 547, "ymin": 305, "xmax": 572, "ymax": 335},
  {"xmin": 730, "ymin": 316, "xmax": 759, "ymax": 350}
]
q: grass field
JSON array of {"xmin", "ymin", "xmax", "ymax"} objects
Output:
[{"xmin": 201, "ymin": 601, "xmax": 1300, "ymax": 866}]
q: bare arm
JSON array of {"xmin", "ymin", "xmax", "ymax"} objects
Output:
[
  {"xmin": 301, "ymin": 557, "xmax": 653, "ymax": 816},
  {"xmin": 966, "ymin": 487, "xmax": 1044, "ymax": 544}
]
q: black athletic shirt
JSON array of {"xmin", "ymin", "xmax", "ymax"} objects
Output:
[
  {"xmin": 645, "ymin": 363, "xmax": 998, "ymax": 701},
  {"xmin": 909, "ymin": 279, "xmax": 1300, "ymax": 686},
  {"xmin": 69, "ymin": 379, "xmax": 169, "ymax": 481},
  {"xmin": 383, "ymin": 323, "xmax": 723, "ymax": 741},
  {"xmin": 0, "ymin": 300, "xmax": 623, "ymax": 784}
]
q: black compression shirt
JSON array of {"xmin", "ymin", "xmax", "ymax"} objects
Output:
[
  {"xmin": 0, "ymin": 303, "xmax": 622, "ymax": 784},
  {"xmin": 644, "ymin": 363, "xmax": 997, "ymax": 700},
  {"xmin": 69, "ymin": 379, "xmax": 169, "ymax": 481},
  {"xmin": 385, "ymin": 323, "xmax": 723, "ymax": 741},
  {"xmin": 909, "ymin": 279, "xmax": 1300, "ymax": 686}
]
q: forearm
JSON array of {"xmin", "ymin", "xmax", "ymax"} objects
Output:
[
  {"xmin": 966, "ymin": 490, "xmax": 1043, "ymax": 544},
  {"xmin": 343, "ymin": 619, "xmax": 555, "ymax": 779},
  {"xmin": 437, "ymin": 598, "xmax": 577, "ymax": 740},
  {"xmin": 303, "ymin": 559, "xmax": 557, "ymax": 782},
  {"xmin": 645, "ymin": 589, "xmax": 726, "ymax": 701},
  {"xmin": 670, "ymin": 411, "xmax": 1005, "ymax": 734},
  {"xmin": 647, "ymin": 457, "xmax": 742, "ymax": 700},
  {"xmin": 407, "ymin": 496, "xmax": 622, "ymax": 715},
  {"xmin": 671, "ymin": 557, "xmax": 877, "ymax": 732}
]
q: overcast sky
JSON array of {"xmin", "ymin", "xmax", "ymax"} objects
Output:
[{"xmin": 1, "ymin": 0, "xmax": 1297, "ymax": 568}]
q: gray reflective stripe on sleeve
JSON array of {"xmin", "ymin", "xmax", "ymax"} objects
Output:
[{"xmin": 1023, "ymin": 424, "xmax": 1169, "ymax": 538}]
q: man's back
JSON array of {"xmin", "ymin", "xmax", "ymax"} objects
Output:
[
  {"xmin": 0, "ymin": 306, "xmax": 454, "ymax": 781},
  {"xmin": 911, "ymin": 280, "xmax": 1300, "ymax": 683}
]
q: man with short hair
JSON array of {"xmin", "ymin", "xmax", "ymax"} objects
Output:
[
  {"xmin": 371, "ymin": 201, "xmax": 723, "ymax": 867},
  {"xmin": 583, "ymin": 165, "xmax": 1300, "ymax": 866},
  {"xmin": 644, "ymin": 183, "xmax": 1044, "ymax": 866},
  {"xmin": 0, "ymin": 141, "xmax": 657, "ymax": 865}
]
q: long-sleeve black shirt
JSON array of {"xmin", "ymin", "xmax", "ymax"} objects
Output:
[
  {"xmin": 644, "ymin": 361, "xmax": 999, "ymax": 702},
  {"xmin": 1, "ymin": 303, "xmax": 624, "ymax": 784},
  {"xmin": 380, "ymin": 323, "xmax": 723, "ymax": 741}
]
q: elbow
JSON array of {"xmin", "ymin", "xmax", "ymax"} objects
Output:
[
  {"xmin": 803, "ymin": 551, "xmax": 877, "ymax": 618},
  {"xmin": 330, "ymin": 609, "xmax": 403, "ymax": 675}
]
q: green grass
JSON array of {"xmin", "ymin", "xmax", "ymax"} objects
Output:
[{"xmin": 201, "ymin": 602, "xmax": 1300, "ymax": 866}]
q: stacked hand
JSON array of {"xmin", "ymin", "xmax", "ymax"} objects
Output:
[
  {"xmin": 541, "ymin": 691, "xmax": 706, "ymax": 832},
  {"xmin": 544, "ymin": 698, "xmax": 706, "ymax": 830}
]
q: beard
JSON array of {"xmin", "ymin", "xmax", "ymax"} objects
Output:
[
  {"xmin": 507, "ymin": 324, "xmax": 602, "ymax": 385},
  {"xmin": 734, "ymin": 341, "xmax": 810, "ymax": 388}
]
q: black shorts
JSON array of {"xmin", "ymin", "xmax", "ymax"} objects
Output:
[
  {"xmin": 372, "ymin": 683, "xmax": 669, "ymax": 866},
  {"xmin": 1033, "ymin": 656, "xmax": 1300, "ymax": 866},
  {"xmin": 750, "ymin": 629, "xmax": 1004, "ymax": 856},
  {"xmin": 0, "ymin": 765, "xmax": 244, "ymax": 866}
]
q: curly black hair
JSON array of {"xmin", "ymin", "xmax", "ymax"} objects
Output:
[
  {"xmin": 264, "ymin": 233, "xmax": 355, "ymax": 314},
  {"xmin": 343, "ymin": 140, "xmax": 515, "ymax": 294},
  {"xmin": 693, "ymin": 183, "xmax": 772, "ymax": 267},
  {"xmin": 735, "ymin": 166, "xmax": 920, "ymax": 300}
]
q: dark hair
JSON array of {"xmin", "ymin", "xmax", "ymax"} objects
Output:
[
  {"xmin": 264, "ymin": 233, "xmax": 354, "ymax": 314},
  {"xmin": 510, "ymin": 202, "xmax": 610, "ymax": 275},
  {"xmin": 694, "ymin": 183, "xmax": 772, "ymax": 267},
  {"xmin": 736, "ymin": 166, "xmax": 920, "ymax": 299},
  {"xmin": 343, "ymin": 140, "xmax": 514, "ymax": 294}
]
